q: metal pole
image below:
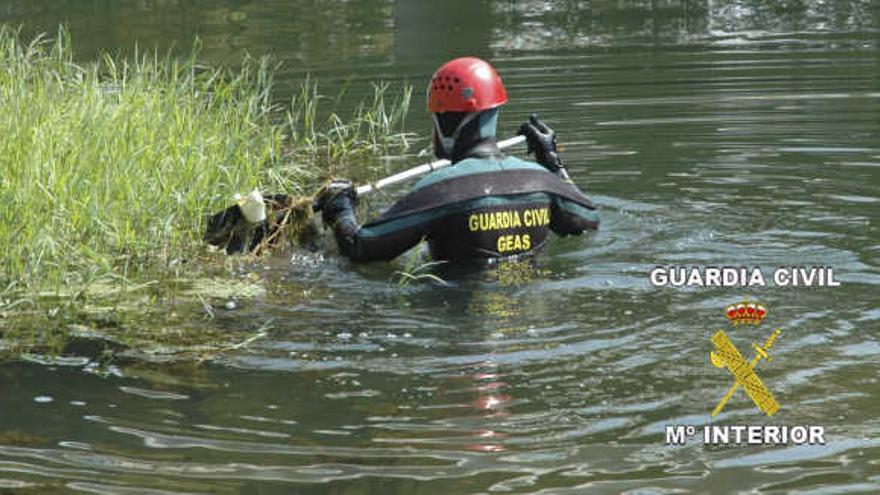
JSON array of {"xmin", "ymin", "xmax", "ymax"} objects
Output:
[{"xmin": 355, "ymin": 135, "xmax": 526, "ymax": 196}]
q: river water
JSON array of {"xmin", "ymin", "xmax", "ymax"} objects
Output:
[{"xmin": 2, "ymin": 1, "xmax": 880, "ymax": 493}]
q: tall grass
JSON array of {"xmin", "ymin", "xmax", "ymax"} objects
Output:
[
  {"xmin": 287, "ymin": 77, "xmax": 413, "ymax": 165},
  {"xmin": 0, "ymin": 27, "xmax": 279, "ymax": 293},
  {"xmin": 0, "ymin": 27, "xmax": 412, "ymax": 354}
]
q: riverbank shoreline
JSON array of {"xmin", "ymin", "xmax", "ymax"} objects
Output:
[{"xmin": 0, "ymin": 27, "xmax": 413, "ymax": 359}]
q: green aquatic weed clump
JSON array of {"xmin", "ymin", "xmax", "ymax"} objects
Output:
[
  {"xmin": 0, "ymin": 27, "xmax": 283, "ymax": 292},
  {"xmin": 0, "ymin": 27, "xmax": 412, "ymax": 357}
]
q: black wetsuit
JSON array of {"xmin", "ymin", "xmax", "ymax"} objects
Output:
[{"xmin": 330, "ymin": 144, "xmax": 599, "ymax": 262}]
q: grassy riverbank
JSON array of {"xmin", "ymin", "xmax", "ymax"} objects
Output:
[{"xmin": 0, "ymin": 27, "xmax": 412, "ymax": 358}]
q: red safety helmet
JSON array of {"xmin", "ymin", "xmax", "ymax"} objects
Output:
[{"xmin": 428, "ymin": 57, "xmax": 508, "ymax": 113}]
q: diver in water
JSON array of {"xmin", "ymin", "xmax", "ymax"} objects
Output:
[
  {"xmin": 311, "ymin": 57, "xmax": 598, "ymax": 261},
  {"xmin": 207, "ymin": 57, "xmax": 599, "ymax": 260}
]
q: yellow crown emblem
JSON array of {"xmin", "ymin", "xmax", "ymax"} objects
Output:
[{"xmin": 725, "ymin": 301, "xmax": 766, "ymax": 326}]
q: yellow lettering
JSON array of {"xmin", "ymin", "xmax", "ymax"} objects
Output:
[
  {"xmin": 471, "ymin": 211, "xmax": 532, "ymax": 232},
  {"xmin": 496, "ymin": 234, "xmax": 532, "ymax": 253},
  {"xmin": 539, "ymin": 207, "xmax": 549, "ymax": 226},
  {"xmin": 523, "ymin": 208, "xmax": 549, "ymax": 227}
]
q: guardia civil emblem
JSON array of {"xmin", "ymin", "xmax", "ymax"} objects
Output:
[{"xmin": 710, "ymin": 301, "xmax": 782, "ymax": 417}]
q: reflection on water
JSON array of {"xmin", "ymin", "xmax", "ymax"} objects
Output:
[{"xmin": 2, "ymin": 1, "xmax": 880, "ymax": 493}]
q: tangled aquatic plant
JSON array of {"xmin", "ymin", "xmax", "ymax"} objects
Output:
[{"xmin": 0, "ymin": 26, "xmax": 414, "ymax": 359}]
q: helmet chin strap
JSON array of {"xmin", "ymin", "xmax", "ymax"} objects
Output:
[{"xmin": 433, "ymin": 112, "xmax": 481, "ymax": 157}]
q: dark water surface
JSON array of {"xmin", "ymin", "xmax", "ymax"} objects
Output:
[{"xmin": 3, "ymin": 1, "xmax": 880, "ymax": 493}]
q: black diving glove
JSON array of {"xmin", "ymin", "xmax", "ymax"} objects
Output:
[
  {"xmin": 518, "ymin": 114, "xmax": 571, "ymax": 180},
  {"xmin": 312, "ymin": 179, "xmax": 357, "ymax": 227}
]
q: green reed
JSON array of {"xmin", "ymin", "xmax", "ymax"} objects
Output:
[{"xmin": 0, "ymin": 27, "xmax": 412, "ymax": 355}]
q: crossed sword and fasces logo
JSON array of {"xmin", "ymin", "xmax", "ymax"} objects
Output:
[{"xmin": 710, "ymin": 302, "xmax": 782, "ymax": 417}]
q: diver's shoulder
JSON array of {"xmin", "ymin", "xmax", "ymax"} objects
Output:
[
  {"xmin": 414, "ymin": 156, "xmax": 548, "ymax": 190},
  {"xmin": 414, "ymin": 157, "xmax": 496, "ymax": 190},
  {"xmin": 497, "ymin": 155, "xmax": 547, "ymax": 171}
]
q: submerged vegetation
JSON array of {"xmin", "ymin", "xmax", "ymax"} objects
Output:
[
  {"xmin": 392, "ymin": 245, "xmax": 447, "ymax": 289},
  {"xmin": 0, "ymin": 27, "xmax": 413, "ymax": 358}
]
